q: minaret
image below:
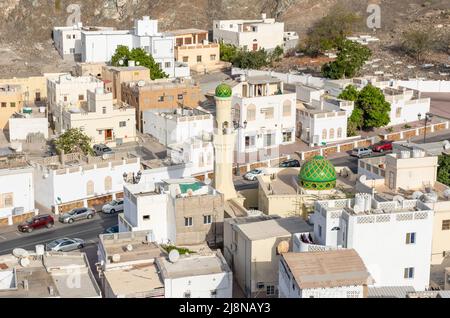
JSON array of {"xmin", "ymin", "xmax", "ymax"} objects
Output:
[{"xmin": 213, "ymin": 83, "xmax": 238, "ymax": 201}]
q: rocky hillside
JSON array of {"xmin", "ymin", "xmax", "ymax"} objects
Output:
[{"xmin": 0, "ymin": 0, "xmax": 449, "ymax": 77}]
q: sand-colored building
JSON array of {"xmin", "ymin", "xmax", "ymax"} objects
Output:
[
  {"xmin": 74, "ymin": 62, "xmax": 106, "ymax": 78},
  {"xmin": 166, "ymin": 29, "xmax": 229, "ymax": 73},
  {"xmin": 101, "ymin": 65, "xmax": 150, "ymax": 101},
  {"xmin": 0, "ymin": 85, "xmax": 23, "ymax": 130},
  {"xmin": 121, "ymin": 78, "xmax": 202, "ymax": 132}
]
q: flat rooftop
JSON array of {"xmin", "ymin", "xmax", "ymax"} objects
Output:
[
  {"xmin": 368, "ymin": 286, "xmax": 415, "ymax": 298},
  {"xmin": 282, "ymin": 249, "xmax": 372, "ymax": 290},
  {"xmin": 164, "ymin": 28, "xmax": 208, "ymax": 36},
  {"xmin": 247, "ymin": 75, "xmax": 281, "ymax": 85},
  {"xmin": 157, "ymin": 251, "xmax": 230, "ymax": 279},
  {"xmin": 104, "ymin": 263, "xmax": 164, "ymax": 297},
  {"xmin": 106, "ymin": 65, "xmax": 149, "ymax": 72},
  {"xmin": 236, "ymin": 216, "xmax": 312, "ymax": 241}
]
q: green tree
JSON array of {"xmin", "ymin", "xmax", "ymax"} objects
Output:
[
  {"xmin": 356, "ymin": 84, "xmax": 391, "ymax": 129},
  {"xmin": 54, "ymin": 128, "xmax": 94, "ymax": 156},
  {"xmin": 322, "ymin": 40, "xmax": 371, "ymax": 79},
  {"xmin": 438, "ymin": 155, "xmax": 450, "ymax": 186},
  {"xmin": 110, "ymin": 46, "xmax": 168, "ymax": 80},
  {"xmin": 219, "ymin": 43, "xmax": 239, "ymax": 62},
  {"xmin": 347, "ymin": 107, "xmax": 364, "ymax": 136},
  {"xmin": 233, "ymin": 49, "xmax": 270, "ymax": 69},
  {"xmin": 338, "ymin": 85, "xmax": 359, "ymax": 101},
  {"xmin": 402, "ymin": 27, "xmax": 437, "ymax": 63},
  {"xmin": 269, "ymin": 45, "xmax": 284, "ymax": 63}
]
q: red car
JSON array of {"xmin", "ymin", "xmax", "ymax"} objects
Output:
[
  {"xmin": 17, "ymin": 214, "xmax": 54, "ymax": 233},
  {"xmin": 372, "ymin": 140, "xmax": 393, "ymax": 152}
]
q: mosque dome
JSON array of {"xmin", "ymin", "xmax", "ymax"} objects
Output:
[
  {"xmin": 298, "ymin": 155, "xmax": 337, "ymax": 190},
  {"xmin": 215, "ymin": 83, "xmax": 232, "ymax": 98}
]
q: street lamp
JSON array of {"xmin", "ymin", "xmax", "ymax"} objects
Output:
[
  {"xmin": 233, "ymin": 120, "xmax": 248, "ymax": 176},
  {"xmin": 418, "ymin": 112, "xmax": 433, "ymax": 143}
]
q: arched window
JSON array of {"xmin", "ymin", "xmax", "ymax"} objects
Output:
[
  {"xmin": 337, "ymin": 127, "xmax": 343, "ymax": 139},
  {"xmin": 104, "ymin": 176, "xmax": 112, "ymax": 192},
  {"xmin": 86, "ymin": 180, "xmax": 94, "ymax": 196},
  {"xmin": 329, "ymin": 128, "xmax": 335, "ymax": 139},
  {"xmin": 283, "ymin": 100, "xmax": 292, "ymax": 117},
  {"xmin": 322, "ymin": 129, "xmax": 327, "ymax": 140},
  {"xmin": 247, "ymin": 104, "xmax": 256, "ymax": 121}
]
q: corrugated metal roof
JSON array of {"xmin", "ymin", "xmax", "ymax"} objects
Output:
[{"xmin": 368, "ymin": 286, "xmax": 415, "ymax": 298}]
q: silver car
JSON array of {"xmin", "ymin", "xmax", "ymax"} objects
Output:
[
  {"xmin": 102, "ymin": 199, "xmax": 124, "ymax": 214},
  {"xmin": 59, "ymin": 207, "xmax": 95, "ymax": 224},
  {"xmin": 46, "ymin": 238, "xmax": 85, "ymax": 252},
  {"xmin": 351, "ymin": 147, "xmax": 373, "ymax": 158}
]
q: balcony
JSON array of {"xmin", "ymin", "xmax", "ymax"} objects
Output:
[{"xmin": 293, "ymin": 232, "xmax": 339, "ymax": 252}]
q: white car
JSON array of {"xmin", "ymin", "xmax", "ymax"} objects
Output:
[
  {"xmin": 46, "ymin": 238, "xmax": 85, "ymax": 252},
  {"xmin": 243, "ymin": 169, "xmax": 264, "ymax": 181},
  {"xmin": 102, "ymin": 199, "xmax": 124, "ymax": 214}
]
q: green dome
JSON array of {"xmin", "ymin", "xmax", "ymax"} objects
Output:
[
  {"xmin": 299, "ymin": 155, "xmax": 337, "ymax": 190},
  {"xmin": 215, "ymin": 83, "xmax": 232, "ymax": 98}
]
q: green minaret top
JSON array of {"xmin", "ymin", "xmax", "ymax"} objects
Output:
[
  {"xmin": 215, "ymin": 83, "xmax": 232, "ymax": 98},
  {"xmin": 298, "ymin": 155, "xmax": 337, "ymax": 191}
]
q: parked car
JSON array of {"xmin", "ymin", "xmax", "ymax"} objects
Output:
[
  {"xmin": 102, "ymin": 199, "xmax": 124, "ymax": 214},
  {"xmin": 243, "ymin": 169, "xmax": 264, "ymax": 181},
  {"xmin": 17, "ymin": 214, "xmax": 54, "ymax": 233},
  {"xmin": 351, "ymin": 147, "xmax": 373, "ymax": 158},
  {"xmin": 93, "ymin": 144, "xmax": 113, "ymax": 156},
  {"xmin": 59, "ymin": 207, "xmax": 95, "ymax": 224},
  {"xmin": 46, "ymin": 238, "xmax": 85, "ymax": 252},
  {"xmin": 104, "ymin": 225, "xmax": 119, "ymax": 234},
  {"xmin": 280, "ymin": 159, "xmax": 301, "ymax": 168},
  {"xmin": 372, "ymin": 140, "xmax": 393, "ymax": 153}
]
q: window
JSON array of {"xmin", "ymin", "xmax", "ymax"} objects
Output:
[
  {"xmin": 396, "ymin": 107, "xmax": 402, "ymax": 118},
  {"xmin": 203, "ymin": 215, "xmax": 212, "ymax": 224},
  {"xmin": 245, "ymin": 136, "xmax": 256, "ymax": 148},
  {"xmin": 283, "ymin": 132, "xmax": 292, "ymax": 143},
  {"xmin": 1, "ymin": 102, "xmax": 6, "ymax": 108},
  {"xmin": 184, "ymin": 217, "xmax": 193, "ymax": 227},
  {"xmin": 442, "ymin": 220, "xmax": 450, "ymax": 230},
  {"xmin": 266, "ymin": 285, "xmax": 275, "ymax": 296},
  {"xmin": 404, "ymin": 267, "xmax": 414, "ymax": 279},
  {"xmin": 176, "ymin": 38, "xmax": 183, "ymax": 46},
  {"xmin": 143, "ymin": 215, "xmax": 150, "ymax": 221},
  {"xmin": 185, "ymin": 38, "xmax": 192, "ymax": 45},
  {"xmin": 177, "ymin": 94, "xmax": 184, "ymax": 100},
  {"xmin": 165, "ymin": 62, "xmax": 171, "ymax": 68},
  {"xmin": 329, "ymin": 128, "xmax": 335, "ymax": 139},
  {"xmin": 78, "ymin": 94, "xmax": 84, "ymax": 101},
  {"xmin": 72, "ymin": 34, "xmax": 76, "ymax": 39},
  {"xmin": 406, "ymin": 232, "xmax": 416, "ymax": 244},
  {"xmin": 98, "ymin": 130, "xmax": 103, "ymax": 135},
  {"xmin": 183, "ymin": 56, "xmax": 189, "ymax": 63},
  {"xmin": 0, "ymin": 193, "xmax": 13, "ymax": 208},
  {"xmin": 158, "ymin": 96, "xmax": 164, "ymax": 102},
  {"xmin": 318, "ymin": 225, "xmax": 322, "ymax": 238},
  {"xmin": 102, "ymin": 107, "xmax": 106, "ymax": 114},
  {"xmin": 86, "ymin": 180, "xmax": 94, "ymax": 196},
  {"xmin": 283, "ymin": 100, "xmax": 292, "ymax": 117},
  {"xmin": 246, "ymin": 104, "xmax": 256, "ymax": 121},
  {"xmin": 322, "ymin": 129, "xmax": 327, "ymax": 140},
  {"xmin": 210, "ymin": 54, "xmax": 216, "ymax": 61},
  {"xmin": 183, "ymin": 291, "xmax": 191, "ymax": 298},
  {"xmin": 10, "ymin": 102, "xmax": 15, "ymax": 108},
  {"xmin": 264, "ymin": 107, "xmax": 274, "ymax": 120},
  {"xmin": 64, "ymin": 96, "xmax": 68, "ymax": 102},
  {"xmin": 263, "ymin": 133, "xmax": 275, "ymax": 147},
  {"xmin": 104, "ymin": 176, "xmax": 112, "ymax": 191},
  {"xmin": 337, "ymin": 127, "xmax": 343, "ymax": 139},
  {"xmin": 197, "ymin": 55, "xmax": 202, "ymax": 63},
  {"xmin": 119, "ymin": 121, "xmax": 126, "ymax": 127}
]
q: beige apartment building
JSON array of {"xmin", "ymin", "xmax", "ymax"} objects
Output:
[
  {"xmin": 101, "ymin": 65, "xmax": 150, "ymax": 101},
  {"xmin": 121, "ymin": 78, "xmax": 202, "ymax": 132},
  {"xmin": 167, "ymin": 29, "xmax": 229, "ymax": 73},
  {"xmin": 223, "ymin": 215, "xmax": 312, "ymax": 298},
  {"xmin": 74, "ymin": 62, "xmax": 106, "ymax": 78},
  {"xmin": 0, "ymin": 85, "xmax": 23, "ymax": 130}
]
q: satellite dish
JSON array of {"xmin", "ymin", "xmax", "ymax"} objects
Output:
[
  {"xmin": 112, "ymin": 254, "xmax": 121, "ymax": 262},
  {"xmin": 393, "ymin": 195, "xmax": 404, "ymax": 203},
  {"xmin": 118, "ymin": 59, "xmax": 124, "ymax": 66},
  {"xmin": 168, "ymin": 249, "xmax": 180, "ymax": 263},
  {"xmin": 137, "ymin": 80, "xmax": 145, "ymax": 87},
  {"xmin": 20, "ymin": 258, "xmax": 30, "ymax": 267},
  {"xmin": 277, "ymin": 241, "xmax": 289, "ymax": 254},
  {"xmin": 13, "ymin": 248, "xmax": 29, "ymax": 259},
  {"xmin": 412, "ymin": 191, "xmax": 424, "ymax": 200},
  {"xmin": 126, "ymin": 244, "xmax": 133, "ymax": 252},
  {"xmin": 359, "ymin": 175, "xmax": 367, "ymax": 183},
  {"xmin": 204, "ymin": 177, "xmax": 212, "ymax": 185}
]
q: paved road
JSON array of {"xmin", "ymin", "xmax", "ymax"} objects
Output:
[{"xmin": 0, "ymin": 213, "xmax": 117, "ymax": 255}]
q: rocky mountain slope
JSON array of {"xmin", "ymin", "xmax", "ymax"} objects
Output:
[{"xmin": 0, "ymin": 0, "xmax": 449, "ymax": 77}]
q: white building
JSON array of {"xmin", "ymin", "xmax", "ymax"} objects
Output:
[
  {"xmin": 58, "ymin": 87, "xmax": 136, "ymax": 147},
  {"xmin": 52, "ymin": 23, "xmax": 83, "ymax": 60},
  {"xmin": 120, "ymin": 178, "xmax": 224, "ymax": 246},
  {"xmin": 279, "ymin": 249, "xmax": 373, "ymax": 298},
  {"xmin": 169, "ymin": 137, "xmax": 214, "ymax": 176},
  {"xmin": 32, "ymin": 152, "xmax": 140, "ymax": 212},
  {"xmin": 80, "ymin": 16, "xmax": 189, "ymax": 78},
  {"xmin": 142, "ymin": 108, "xmax": 213, "ymax": 146},
  {"xmin": 8, "ymin": 106, "xmax": 48, "ymax": 141},
  {"xmin": 230, "ymin": 75, "xmax": 296, "ymax": 162},
  {"xmin": 156, "ymin": 250, "xmax": 233, "ymax": 298},
  {"xmin": 47, "ymin": 74, "xmax": 104, "ymax": 130},
  {"xmin": 0, "ymin": 161, "xmax": 35, "ymax": 221},
  {"xmin": 213, "ymin": 14, "xmax": 290, "ymax": 51},
  {"xmin": 296, "ymin": 84, "xmax": 354, "ymax": 146},
  {"xmin": 306, "ymin": 194, "xmax": 434, "ymax": 291}
]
